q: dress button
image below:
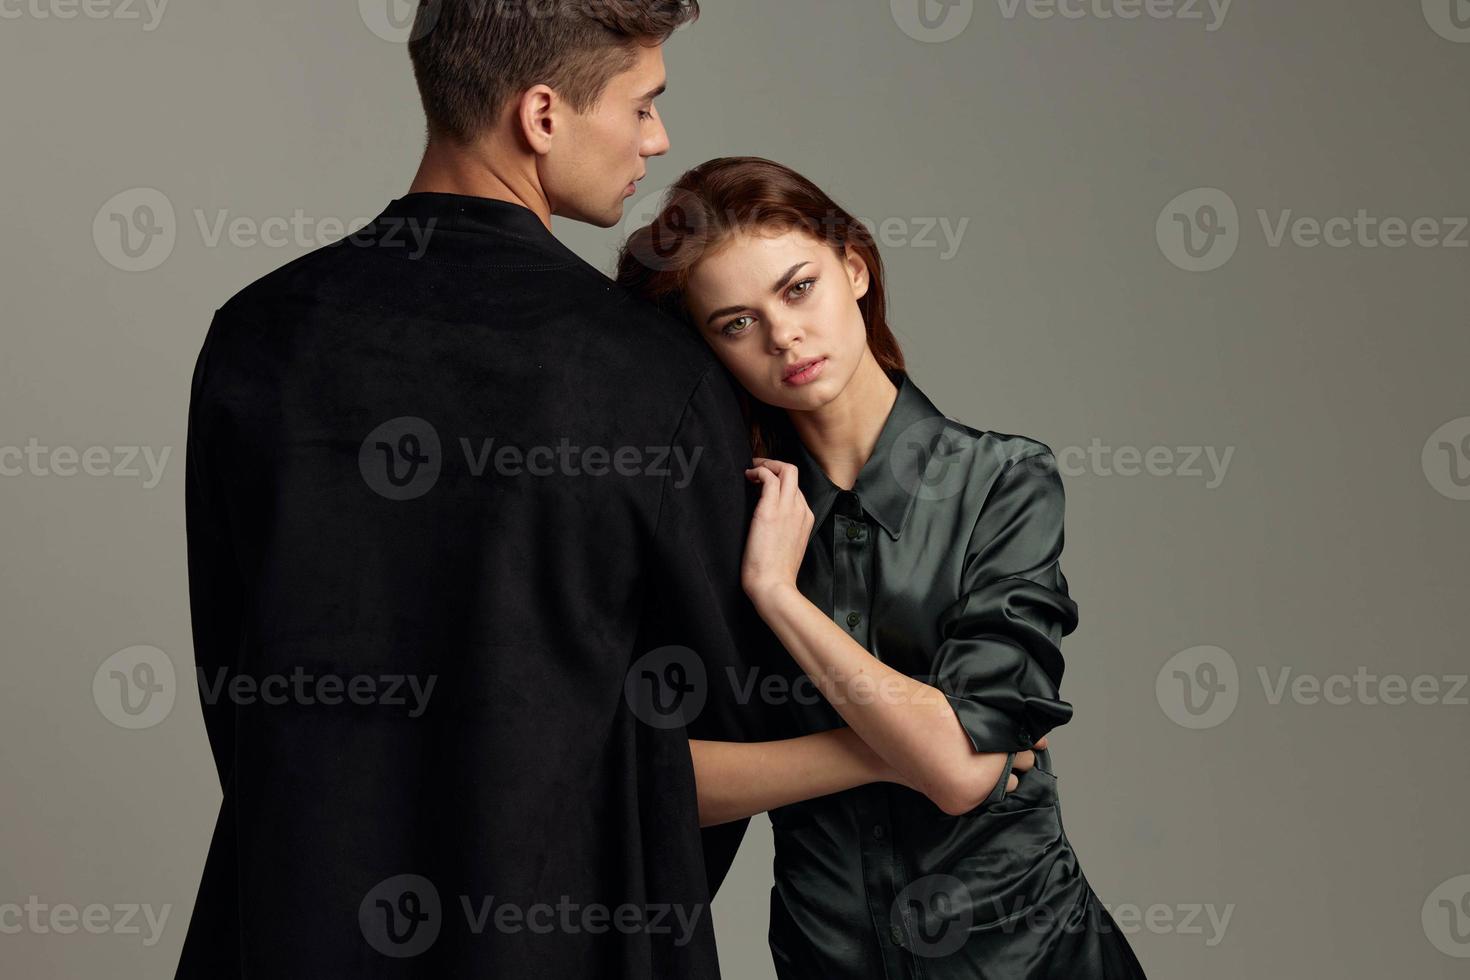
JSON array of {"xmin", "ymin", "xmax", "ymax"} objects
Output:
[
  {"xmin": 845, "ymin": 523, "xmax": 861, "ymax": 540},
  {"xmin": 846, "ymin": 611, "xmax": 861, "ymax": 627},
  {"xmin": 890, "ymin": 924, "xmax": 905, "ymax": 946},
  {"xmin": 872, "ymin": 824, "xmax": 885, "ymax": 840}
]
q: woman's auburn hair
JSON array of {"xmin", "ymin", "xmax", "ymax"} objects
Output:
[{"xmin": 615, "ymin": 156, "xmax": 907, "ymax": 459}]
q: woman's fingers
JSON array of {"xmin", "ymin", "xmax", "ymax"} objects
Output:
[
  {"xmin": 745, "ymin": 465, "xmax": 781, "ymax": 509},
  {"xmin": 745, "ymin": 464, "xmax": 778, "ymax": 488},
  {"xmin": 751, "ymin": 457, "xmax": 808, "ymax": 512},
  {"xmin": 1011, "ymin": 749, "xmax": 1036, "ymax": 773},
  {"xmin": 1006, "ymin": 772, "xmax": 1019, "ymax": 793}
]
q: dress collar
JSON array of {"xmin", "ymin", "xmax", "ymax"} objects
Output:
[{"xmin": 786, "ymin": 370, "xmax": 948, "ymax": 541}]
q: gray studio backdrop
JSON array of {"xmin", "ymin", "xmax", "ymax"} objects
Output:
[{"xmin": 2, "ymin": 1, "xmax": 1467, "ymax": 977}]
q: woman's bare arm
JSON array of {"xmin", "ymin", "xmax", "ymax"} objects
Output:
[
  {"xmin": 741, "ymin": 459, "xmax": 1039, "ymax": 817},
  {"xmin": 689, "ymin": 726, "xmax": 904, "ymax": 827},
  {"xmin": 746, "ymin": 585, "xmax": 1034, "ymax": 816}
]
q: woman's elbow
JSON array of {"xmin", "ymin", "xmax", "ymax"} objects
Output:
[
  {"xmin": 912, "ymin": 763, "xmax": 977, "ymax": 817},
  {"xmin": 928, "ymin": 752, "xmax": 1003, "ymax": 816}
]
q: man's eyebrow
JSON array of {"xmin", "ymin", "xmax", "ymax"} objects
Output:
[
  {"xmin": 639, "ymin": 82, "xmax": 667, "ymax": 101},
  {"xmin": 704, "ymin": 262, "xmax": 812, "ymax": 325}
]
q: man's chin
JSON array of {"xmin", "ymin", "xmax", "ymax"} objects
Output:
[{"xmin": 555, "ymin": 201, "xmax": 623, "ymax": 230}]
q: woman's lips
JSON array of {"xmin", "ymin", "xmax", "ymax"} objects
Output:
[{"xmin": 782, "ymin": 357, "xmax": 827, "ymax": 386}]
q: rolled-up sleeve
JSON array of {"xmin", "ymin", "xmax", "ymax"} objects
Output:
[{"xmin": 931, "ymin": 449, "xmax": 1078, "ymax": 754}]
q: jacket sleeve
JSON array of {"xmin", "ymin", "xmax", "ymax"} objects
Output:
[
  {"xmin": 642, "ymin": 363, "xmax": 786, "ymax": 897},
  {"xmin": 931, "ymin": 448, "xmax": 1078, "ymax": 754},
  {"xmin": 184, "ymin": 309, "xmax": 245, "ymax": 792}
]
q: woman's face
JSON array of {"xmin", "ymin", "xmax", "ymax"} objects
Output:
[{"xmin": 683, "ymin": 226, "xmax": 871, "ymax": 411}]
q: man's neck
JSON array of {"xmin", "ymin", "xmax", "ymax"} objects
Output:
[{"xmin": 407, "ymin": 136, "xmax": 554, "ymax": 232}]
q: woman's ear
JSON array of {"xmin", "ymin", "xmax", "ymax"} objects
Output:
[{"xmin": 844, "ymin": 244, "xmax": 870, "ymax": 301}]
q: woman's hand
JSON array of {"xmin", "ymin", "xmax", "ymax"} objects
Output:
[
  {"xmin": 939, "ymin": 735, "xmax": 1050, "ymax": 813},
  {"xmin": 742, "ymin": 457, "xmax": 815, "ymax": 605}
]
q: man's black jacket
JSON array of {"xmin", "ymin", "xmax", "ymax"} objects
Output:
[{"xmin": 176, "ymin": 192, "xmax": 784, "ymax": 978}]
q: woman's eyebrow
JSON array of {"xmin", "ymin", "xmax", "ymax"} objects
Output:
[{"xmin": 704, "ymin": 262, "xmax": 811, "ymax": 324}]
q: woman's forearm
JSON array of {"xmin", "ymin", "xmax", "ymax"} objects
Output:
[
  {"xmin": 689, "ymin": 726, "xmax": 899, "ymax": 827},
  {"xmin": 750, "ymin": 582, "xmax": 1008, "ymax": 816}
]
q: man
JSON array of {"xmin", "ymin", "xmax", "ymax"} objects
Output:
[{"xmin": 176, "ymin": 2, "xmax": 780, "ymax": 975}]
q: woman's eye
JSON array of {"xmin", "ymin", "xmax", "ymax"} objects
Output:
[
  {"xmin": 789, "ymin": 278, "xmax": 816, "ymax": 299},
  {"xmin": 722, "ymin": 316, "xmax": 754, "ymax": 337}
]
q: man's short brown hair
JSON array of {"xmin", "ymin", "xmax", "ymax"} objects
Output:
[{"xmin": 408, "ymin": 0, "xmax": 700, "ymax": 144}]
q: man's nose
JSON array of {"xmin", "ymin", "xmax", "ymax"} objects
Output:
[{"xmin": 645, "ymin": 112, "xmax": 671, "ymax": 158}]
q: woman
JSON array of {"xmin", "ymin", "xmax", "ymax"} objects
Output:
[{"xmin": 616, "ymin": 157, "xmax": 1147, "ymax": 979}]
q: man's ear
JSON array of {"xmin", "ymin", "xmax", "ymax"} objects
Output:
[
  {"xmin": 845, "ymin": 244, "xmax": 870, "ymax": 301},
  {"xmin": 516, "ymin": 84, "xmax": 558, "ymax": 155}
]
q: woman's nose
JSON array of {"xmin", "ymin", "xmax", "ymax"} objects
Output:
[{"xmin": 767, "ymin": 315, "xmax": 804, "ymax": 351}]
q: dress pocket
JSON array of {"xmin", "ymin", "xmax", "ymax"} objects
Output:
[{"xmin": 938, "ymin": 754, "xmax": 1061, "ymax": 821}]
